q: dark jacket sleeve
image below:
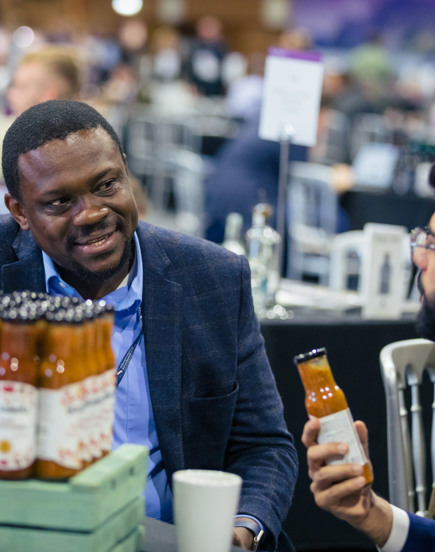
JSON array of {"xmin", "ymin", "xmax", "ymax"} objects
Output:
[
  {"xmin": 403, "ymin": 512, "xmax": 435, "ymax": 552},
  {"xmin": 224, "ymin": 255, "xmax": 298, "ymax": 549}
]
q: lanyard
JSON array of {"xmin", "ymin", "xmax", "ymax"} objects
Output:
[{"xmin": 116, "ymin": 309, "xmax": 143, "ymax": 386}]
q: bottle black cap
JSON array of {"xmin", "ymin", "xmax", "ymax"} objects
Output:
[{"xmin": 293, "ymin": 347, "xmax": 327, "ymax": 365}]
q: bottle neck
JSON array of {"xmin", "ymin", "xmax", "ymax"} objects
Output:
[
  {"xmin": 224, "ymin": 214, "xmax": 243, "ymax": 242},
  {"xmin": 252, "ymin": 211, "xmax": 266, "ymax": 229},
  {"xmin": 102, "ymin": 315, "xmax": 115, "ymax": 370},
  {"xmin": 297, "ymin": 362, "xmax": 337, "ymax": 392},
  {"xmin": 1, "ymin": 321, "xmax": 39, "ymax": 357},
  {"xmin": 43, "ymin": 323, "xmax": 74, "ymax": 360},
  {"xmin": 296, "ymin": 354, "xmax": 337, "ymax": 392}
]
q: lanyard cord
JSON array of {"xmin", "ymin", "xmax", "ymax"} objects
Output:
[{"xmin": 116, "ymin": 309, "xmax": 144, "ymax": 386}]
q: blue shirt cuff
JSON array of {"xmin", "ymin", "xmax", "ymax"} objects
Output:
[{"xmin": 234, "ymin": 514, "xmax": 265, "ymax": 534}]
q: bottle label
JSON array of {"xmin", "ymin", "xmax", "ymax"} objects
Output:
[
  {"xmin": 100, "ymin": 369, "xmax": 116, "ymax": 452},
  {"xmin": 318, "ymin": 408, "xmax": 368, "ymax": 466},
  {"xmin": 84, "ymin": 374, "xmax": 102, "ymax": 460},
  {"xmin": 0, "ymin": 380, "xmax": 37, "ymax": 471},
  {"xmin": 37, "ymin": 383, "xmax": 83, "ymax": 469}
]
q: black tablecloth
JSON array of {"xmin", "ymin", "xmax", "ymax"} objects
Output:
[
  {"xmin": 341, "ymin": 189, "xmax": 435, "ymax": 232},
  {"xmin": 261, "ymin": 311, "xmax": 418, "ymax": 551}
]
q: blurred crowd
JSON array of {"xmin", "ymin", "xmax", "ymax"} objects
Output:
[
  {"xmin": 0, "ymin": 16, "xmax": 432, "ymax": 129},
  {"xmin": 0, "ymin": 15, "xmax": 434, "ymax": 239}
]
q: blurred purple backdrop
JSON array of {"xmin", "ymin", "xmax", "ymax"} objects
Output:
[{"xmin": 293, "ymin": 0, "xmax": 435, "ymax": 49}]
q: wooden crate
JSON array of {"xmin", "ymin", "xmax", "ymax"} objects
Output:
[{"xmin": 0, "ymin": 444, "xmax": 148, "ymax": 552}]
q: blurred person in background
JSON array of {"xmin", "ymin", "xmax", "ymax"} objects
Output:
[
  {"xmin": 185, "ymin": 15, "xmax": 227, "ymax": 97},
  {"xmin": 0, "ymin": 45, "xmax": 81, "ymax": 214},
  {"xmin": 150, "ymin": 26, "xmax": 183, "ymax": 83},
  {"xmin": 348, "ymin": 30, "xmax": 395, "ymax": 113},
  {"xmin": 144, "ymin": 25, "xmax": 197, "ymax": 114},
  {"xmin": 225, "ymin": 52, "xmax": 265, "ymax": 122},
  {"xmin": 6, "ymin": 44, "xmax": 81, "ymax": 116},
  {"xmin": 203, "ymin": 28, "xmax": 314, "ymax": 244},
  {"xmin": 204, "ymin": 25, "xmax": 355, "ymax": 246}
]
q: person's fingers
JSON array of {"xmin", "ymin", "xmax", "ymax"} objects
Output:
[
  {"xmin": 354, "ymin": 420, "xmax": 369, "ymax": 458},
  {"xmin": 301, "ymin": 417, "xmax": 321, "ymax": 448},
  {"xmin": 311, "ymin": 474, "xmax": 367, "ymax": 511},
  {"xmin": 306, "ymin": 441, "xmax": 349, "ymax": 478},
  {"xmin": 311, "ymin": 462, "xmax": 363, "ymax": 490}
]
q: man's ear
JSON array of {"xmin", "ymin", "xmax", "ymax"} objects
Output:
[{"xmin": 4, "ymin": 193, "xmax": 30, "ymax": 230}]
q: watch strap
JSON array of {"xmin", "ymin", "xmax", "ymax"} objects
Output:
[{"xmin": 234, "ymin": 519, "xmax": 264, "ymax": 551}]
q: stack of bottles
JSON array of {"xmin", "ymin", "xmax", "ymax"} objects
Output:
[{"xmin": 0, "ymin": 291, "xmax": 116, "ymax": 481}]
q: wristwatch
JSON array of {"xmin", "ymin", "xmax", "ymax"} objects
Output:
[{"xmin": 234, "ymin": 519, "xmax": 265, "ymax": 551}]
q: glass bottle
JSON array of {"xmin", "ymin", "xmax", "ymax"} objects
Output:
[
  {"xmin": 379, "ymin": 253, "xmax": 391, "ymax": 295},
  {"xmin": 294, "ymin": 347, "xmax": 373, "ymax": 486},
  {"xmin": 222, "ymin": 213, "xmax": 246, "ymax": 256},
  {"xmin": 36, "ymin": 308, "xmax": 83, "ymax": 479},
  {"xmin": 246, "ymin": 203, "xmax": 281, "ymax": 315},
  {"xmin": 98, "ymin": 301, "xmax": 116, "ymax": 456},
  {"xmin": 0, "ymin": 305, "xmax": 40, "ymax": 479},
  {"xmin": 80, "ymin": 302, "xmax": 101, "ymax": 465}
]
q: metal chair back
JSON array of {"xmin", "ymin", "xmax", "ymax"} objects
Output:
[{"xmin": 380, "ymin": 338, "xmax": 435, "ymax": 515}]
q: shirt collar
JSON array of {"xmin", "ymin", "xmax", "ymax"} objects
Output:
[{"xmin": 42, "ymin": 232, "xmax": 143, "ymax": 310}]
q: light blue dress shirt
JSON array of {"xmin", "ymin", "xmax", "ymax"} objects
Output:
[{"xmin": 42, "ymin": 233, "xmax": 173, "ymax": 522}]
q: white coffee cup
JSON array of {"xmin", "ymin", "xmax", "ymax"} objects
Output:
[{"xmin": 173, "ymin": 469, "xmax": 243, "ymax": 552}]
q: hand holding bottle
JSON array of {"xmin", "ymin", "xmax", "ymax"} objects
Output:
[
  {"xmin": 294, "ymin": 348, "xmax": 373, "ymax": 485},
  {"xmin": 302, "ymin": 417, "xmax": 393, "ymax": 548}
]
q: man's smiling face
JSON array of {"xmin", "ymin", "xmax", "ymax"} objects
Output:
[{"xmin": 7, "ymin": 126, "xmax": 139, "ymax": 298}]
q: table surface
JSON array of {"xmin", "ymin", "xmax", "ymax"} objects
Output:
[
  {"xmin": 260, "ymin": 310, "xmax": 418, "ymax": 551},
  {"xmin": 143, "ymin": 517, "xmax": 243, "ymax": 552}
]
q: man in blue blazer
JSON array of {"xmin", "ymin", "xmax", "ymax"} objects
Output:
[
  {"xmin": 0, "ymin": 100, "xmax": 298, "ymax": 551},
  {"xmin": 301, "ymin": 165, "xmax": 435, "ymax": 552}
]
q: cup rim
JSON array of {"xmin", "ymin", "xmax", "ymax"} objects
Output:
[{"xmin": 173, "ymin": 469, "xmax": 242, "ymax": 486}]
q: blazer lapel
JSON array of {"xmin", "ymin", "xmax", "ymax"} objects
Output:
[
  {"xmin": 138, "ymin": 224, "xmax": 184, "ymax": 481},
  {"xmin": 1, "ymin": 229, "xmax": 45, "ymax": 293}
]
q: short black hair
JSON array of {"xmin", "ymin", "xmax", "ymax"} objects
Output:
[
  {"xmin": 2, "ymin": 99, "xmax": 123, "ymax": 199},
  {"xmin": 430, "ymin": 163, "xmax": 435, "ymax": 189}
]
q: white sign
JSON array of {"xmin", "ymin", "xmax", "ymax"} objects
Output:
[
  {"xmin": 361, "ymin": 223, "xmax": 407, "ymax": 320},
  {"xmin": 259, "ymin": 48, "xmax": 324, "ymax": 146}
]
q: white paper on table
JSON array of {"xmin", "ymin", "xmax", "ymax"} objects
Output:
[
  {"xmin": 259, "ymin": 47, "xmax": 324, "ymax": 146},
  {"xmin": 361, "ymin": 223, "xmax": 408, "ymax": 320}
]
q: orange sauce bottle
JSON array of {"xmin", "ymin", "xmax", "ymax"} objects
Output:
[
  {"xmin": 294, "ymin": 347, "xmax": 373, "ymax": 485},
  {"xmin": 98, "ymin": 301, "xmax": 116, "ymax": 456},
  {"xmin": 81, "ymin": 302, "xmax": 102, "ymax": 464},
  {"xmin": 36, "ymin": 308, "xmax": 82, "ymax": 479},
  {"xmin": 0, "ymin": 306, "xmax": 40, "ymax": 479}
]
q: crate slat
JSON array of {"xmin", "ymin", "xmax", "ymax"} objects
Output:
[
  {"xmin": 0, "ymin": 495, "xmax": 144, "ymax": 552},
  {"xmin": 0, "ymin": 444, "xmax": 148, "ymax": 531}
]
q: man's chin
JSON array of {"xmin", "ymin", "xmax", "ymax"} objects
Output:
[
  {"xmin": 416, "ymin": 296, "xmax": 435, "ymax": 342},
  {"xmin": 57, "ymin": 240, "xmax": 134, "ymax": 289},
  {"xmin": 73, "ymin": 263, "xmax": 124, "ymax": 284}
]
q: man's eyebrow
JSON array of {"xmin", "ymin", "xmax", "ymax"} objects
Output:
[{"xmin": 425, "ymin": 225, "xmax": 435, "ymax": 238}]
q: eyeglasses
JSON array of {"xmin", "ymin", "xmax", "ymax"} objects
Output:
[{"xmin": 410, "ymin": 226, "xmax": 435, "ymax": 258}]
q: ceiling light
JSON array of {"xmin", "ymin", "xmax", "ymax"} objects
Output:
[{"xmin": 112, "ymin": 0, "xmax": 143, "ymax": 16}]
